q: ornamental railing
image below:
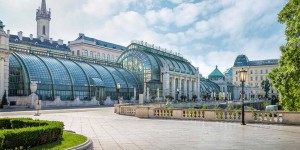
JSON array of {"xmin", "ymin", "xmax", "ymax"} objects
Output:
[{"xmin": 115, "ymin": 104, "xmax": 300, "ymax": 125}]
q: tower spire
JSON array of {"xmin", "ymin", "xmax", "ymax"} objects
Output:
[
  {"xmin": 36, "ymin": 0, "xmax": 51, "ymax": 40},
  {"xmin": 41, "ymin": 0, "xmax": 47, "ymax": 13}
]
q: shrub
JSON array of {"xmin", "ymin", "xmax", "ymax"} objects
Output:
[
  {"xmin": 202, "ymin": 104, "xmax": 208, "ymax": 109},
  {"xmin": 0, "ymin": 118, "xmax": 64, "ymax": 149},
  {"xmin": 226, "ymin": 104, "xmax": 235, "ymax": 110}
]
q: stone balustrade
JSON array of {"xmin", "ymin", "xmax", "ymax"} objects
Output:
[{"xmin": 114, "ymin": 104, "xmax": 300, "ymax": 125}]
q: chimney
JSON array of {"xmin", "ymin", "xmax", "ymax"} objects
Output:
[
  {"xmin": 18, "ymin": 31, "xmax": 23, "ymax": 40},
  {"xmin": 57, "ymin": 39, "xmax": 63, "ymax": 45},
  {"xmin": 30, "ymin": 34, "xmax": 33, "ymax": 40},
  {"xmin": 49, "ymin": 38, "xmax": 53, "ymax": 44},
  {"xmin": 40, "ymin": 36, "xmax": 44, "ymax": 42},
  {"xmin": 6, "ymin": 30, "xmax": 10, "ymax": 37}
]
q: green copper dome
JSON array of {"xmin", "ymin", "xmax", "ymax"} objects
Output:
[
  {"xmin": 208, "ymin": 65, "xmax": 225, "ymax": 80},
  {"xmin": 0, "ymin": 20, "xmax": 4, "ymax": 29}
]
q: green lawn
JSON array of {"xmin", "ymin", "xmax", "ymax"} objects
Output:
[{"xmin": 28, "ymin": 131, "xmax": 87, "ymax": 150}]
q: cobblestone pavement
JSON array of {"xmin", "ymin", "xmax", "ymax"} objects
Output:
[{"xmin": 1, "ymin": 107, "xmax": 300, "ymax": 150}]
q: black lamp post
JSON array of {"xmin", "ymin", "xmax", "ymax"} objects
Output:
[
  {"xmin": 116, "ymin": 83, "xmax": 121, "ymax": 104},
  {"xmin": 239, "ymin": 68, "xmax": 247, "ymax": 125}
]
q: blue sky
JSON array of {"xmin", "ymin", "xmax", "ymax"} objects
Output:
[{"xmin": 0, "ymin": 0, "xmax": 287, "ymax": 77}]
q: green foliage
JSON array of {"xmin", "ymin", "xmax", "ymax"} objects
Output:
[
  {"xmin": 261, "ymin": 79, "xmax": 271, "ymax": 99},
  {"xmin": 192, "ymin": 95, "xmax": 197, "ymax": 101},
  {"xmin": 202, "ymin": 104, "xmax": 208, "ymax": 109},
  {"xmin": 247, "ymin": 106, "xmax": 255, "ymax": 111},
  {"xmin": 269, "ymin": 0, "xmax": 300, "ymax": 111},
  {"xmin": 28, "ymin": 131, "xmax": 87, "ymax": 150},
  {"xmin": 263, "ymin": 102, "xmax": 271, "ymax": 108},
  {"xmin": 165, "ymin": 95, "xmax": 174, "ymax": 101},
  {"xmin": 226, "ymin": 104, "xmax": 235, "ymax": 110},
  {"xmin": 213, "ymin": 105, "xmax": 221, "ymax": 110},
  {"xmin": 180, "ymin": 95, "xmax": 187, "ymax": 101},
  {"xmin": 0, "ymin": 118, "xmax": 64, "ymax": 150}
]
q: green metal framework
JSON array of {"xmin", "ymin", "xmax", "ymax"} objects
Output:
[{"xmin": 8, "ymin": 52, "xmax": 139, "ymax": 101}]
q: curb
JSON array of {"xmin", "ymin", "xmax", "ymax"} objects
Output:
[{"xmin": 67, "ymin": 137, "xmax": 93, "ymax": 150}]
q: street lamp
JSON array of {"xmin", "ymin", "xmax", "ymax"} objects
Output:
[
  {"xmin": 239, "ymin": 68, "xmax": 247, "ymax": 125},
  {"xmin": 116, "ymin": 83, "xmax": 121, "ymax": 104}
]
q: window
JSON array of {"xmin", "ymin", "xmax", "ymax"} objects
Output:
[
  {"xmin": 266, "ymin": 69, "xmax": 268, "ymax": 73},
  {"xmin": 102, "ymin": 54, "xmax": 106, "ymax": 60},
  {"xmin": 236, "ymin": 77, "xmax": 238, "ymax": 81},
  {"xmin": 77, "ymin": 50, "xmax": 80, "ymax": 56},
  {"xmin": 261, "ymin": 76, "xmax": 263, "ymax": 80},
  {"xmin": 43, "ymin": 25, "xmax": 46, "ymax": 35},
  {"xmin": 250, "ymin": 70, "xmax": 253, "ymax": 74},
  {"xmin": 72, "ymin": 51, "xmax": 74, "ymax": 55},
  {"xmin": 90, "ymin": 51, "xmax": 94, "ymax": 57},
  {"xmin": 260, "ymin": 70, "xmax": 263, "ymax": 74},
  {"xmin": 255, "ymin": 70, "xmax": 257, "ymax": 74},
  {"xmin": 107, "ymin": 54, "xmax": 110, "ymax": 61},
  {"xmin": 97, "ymin": 53, "xmax": 101, "ymax": 58},
  {"xmin": 82, "ymin": 50, "xmax": 88, "ymax": 56},
  {"xmin": 255, "ymin": 76, "xmax": 258, "ymax": 81},
  {"xmin": 251, "ymin": 77, "xmax": 253, "ymax": 81},
  {"xmin": 236, "ymin": 71, "xmax": 238, "ymax": 75},
  {"xmin": 112, "ymin": 56, "xmax": 115, "ymax": 61}
]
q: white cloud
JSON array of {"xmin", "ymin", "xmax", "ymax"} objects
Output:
[
  {"xmin": 0, "ymin": 0, "xmax": 286, "ymax": 77},
  {"xmin": 82, "ymin": 0, "xmax": 135, "ymax": 20}
]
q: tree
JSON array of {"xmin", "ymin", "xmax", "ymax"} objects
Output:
[
  {"xmin": 192, "ymin": 95, "xmax": 198, "ymax": 102},
  {"xmin": 1, "ymin": 90, "xmax": 8, "ymax": 108},
  {"xmin": 269, "ymin": 0, "xmax": 300, "ymax": 111},
  {"xmin": 261, "ymin": 79, "xmax": 271, "ymax": 99}
]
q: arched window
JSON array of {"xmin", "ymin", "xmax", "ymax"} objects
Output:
[{"xmin": 43, "ymin": 26, "xmax": 46, "ymax": 35}]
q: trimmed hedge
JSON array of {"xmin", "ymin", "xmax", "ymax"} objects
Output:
[{"xmin": 0, "ymin": 118, "xmax": 64, "ymax": 150}]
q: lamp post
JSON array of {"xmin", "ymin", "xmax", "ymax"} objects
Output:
[
  {"xmin": 116, "ymin": 83, "xmax": 121, "ymax": 104},
  {"xmin": 239, "ymin": 68, "xmax": 247, "ymax": 125}
]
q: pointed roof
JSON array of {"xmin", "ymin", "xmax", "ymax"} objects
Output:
[
  {"xmin": 36, "ymin": 0, "xmax": 51, "ymax": 20},
  {"xmin": 0, "ymin": 20, "xmax": 4, "ymax": 29},
  {"xmin": 208, "ymin": 65, "xmax": 225, "ymax": 79},
  {"xmin": 41, "ymin": 0, "xmax": 47, "ymax": 13}
]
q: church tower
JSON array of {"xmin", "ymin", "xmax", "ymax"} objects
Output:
[{"xmin": 36, "ymin": 0, "xmax": 51, "ymax": 40}]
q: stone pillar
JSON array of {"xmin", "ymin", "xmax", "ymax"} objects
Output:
[
  {"xmin": 0, "ymin": 26, "xmax": 9, "ymax": 99},
  {"xmin": 157, "ymin": 88, "xmax": 159, "ymax": 99},
  {"xmin": 172, "ymin": 77, "xmax": 176, "ymax": 99},
  {"xmin": 146, "ymin": 87, "xmax": 150, "ymax": 101},
  {"xmin": 178, "ymin": 77, "xmax": 182, "ymax": 96},
  {"xmin": 133, "ymin": 87, "xmax": 136, "ymax": 100},
  {"xmin": 183, "ymin": 79, "xmax": 187, "ymax": 96},
  {"xmin": 163, "ymin": 72, "xmax": 170, "ymax": 98},
  {"xmin": 189, "ymin": 79, "xmax": 193, "ymax": 100}
]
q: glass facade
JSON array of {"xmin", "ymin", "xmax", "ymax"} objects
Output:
[
  {"xmin": 8, "ymin": 52, "xmax": 139, "ymax": 101},
  {"xmin": 118, "ymin": 43, "xmax": 196, "ymax": 96}
]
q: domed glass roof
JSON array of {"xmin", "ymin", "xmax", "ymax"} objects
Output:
[
  {"xmin": 208, "ymin": 65, "xmax": 224, "ymax": 79},
  {"xmin": 234, "ymin": 55, "xmax": 249, "ymax": 67}
]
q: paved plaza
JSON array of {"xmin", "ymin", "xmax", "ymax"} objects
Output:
[{"xmin": 1, "ymin": 107, "xmax": 300, "ymax": 150}]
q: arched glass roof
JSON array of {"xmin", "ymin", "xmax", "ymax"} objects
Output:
[
  {"xmin": 200, "ymin": 79, "xmax": 220, "ymax": 93},
  {"xmin": 9, "ymin": 52, "xmax": 139, "ymax": 100},
  {"xmin": 118, "ymin": 43, "xmax": 196, "ymax": 75}
]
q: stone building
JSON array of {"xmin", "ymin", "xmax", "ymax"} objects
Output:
[
  {"xmin": 231, "ymin": 55, "xmax": 279, "ymax": 100},
  {"xmin": 68, "ymin": 33, "xmax": 124, "ymax": 62}
]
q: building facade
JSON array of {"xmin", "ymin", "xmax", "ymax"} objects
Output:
[
  {"xmin": 118, "ymin": 41, "xmax": 201, "ymax": 101},
  {"xmin": 68, "ymin": 33, "xmax": 124, "ymax": 62},
  {"xmin": 231, "ymin": 55, "xmax": 279, "ymax": 100}
]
